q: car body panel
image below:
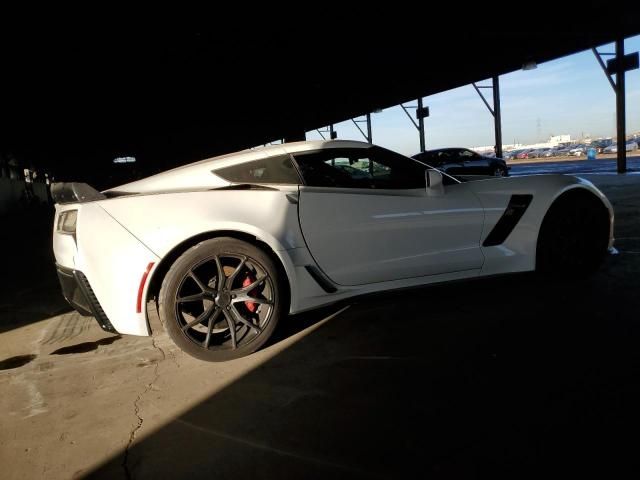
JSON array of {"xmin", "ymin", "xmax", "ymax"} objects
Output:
[
  {"xmin": 54, "ymin": 202, "xmax": 159, "ymax": 335},
  {"xmin": 468, "ymin": 174, "xmax": 614, "ymax": 275},
  {"xmin": 298, "ymin": 184, "xmax": 485, "ymax": 285},
  {"xmin": 51, "ymin": 140, "xmax": 614, "ymax": 338}
]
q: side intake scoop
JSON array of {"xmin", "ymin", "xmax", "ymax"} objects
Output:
[{"xmin": 483, "ymin": 194, "xmax": 533, "ymax": 247}]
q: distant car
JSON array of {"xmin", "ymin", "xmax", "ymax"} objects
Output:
[
  {"xmin": 590, "ymin": 139, "xmax": 613, "ymax": 153},
  {"xmin": 603, "ymin": 141, "xmax": 639, "ymax": 153},
  {"xmin": 569, "ymin": 145, "xmax": 587, "ymax": 156},
  {"xmin": 554, "ymin": 146, "xmax": 573, "ymax": 156},
  {"xmin": 528, "ymin": 148, "xmax": 550, "ymax": 158},
  {"xmin": 50, "ymin": 139, "xmax": 614, "ymax": 362},
  {"xmin": 503, "ymin": 149, "xmax": 524, "ymax": 160},
  {"xmin": 516, "ymin": 150, "xmax": 531, "ymax": 159},
  {"xmin": 411, "ymin": 148, "xmax": 509, "ymax": 177}
]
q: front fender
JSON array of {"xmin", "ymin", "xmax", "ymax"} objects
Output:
[{"xmin": 468, "ymin": 174, "xmax": 613, "ymax": 275}]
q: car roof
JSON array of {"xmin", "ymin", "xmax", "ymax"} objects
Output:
[
  {"xmin": 176, "ymin": 139, "xmax": 373, "ymax": 170},
  {"xmin": 108, "ymin": 140, "xmax": 373, "ymax": 193}
]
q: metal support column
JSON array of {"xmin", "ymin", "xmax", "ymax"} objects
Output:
[
  {"xmin": 615, "ymin": 39, "xmax": 626, "ymax": 174},
  {"xmin": 316, "ymin": 124, "xmax": 337, "ymax": 140},
  {"xmin": 592, "ymin": 47, "xmax": 617, "ymax": 91},
  {"xmin": 401, "ymin": 98, "xmax": 429, "ymax": 152},
  {"xmin": 593, "ymin": 41, "xmax": 638, "ymax": 173},
  {"xmin": 472, "ymin": 77, "xmax": 502, "ymax": 157},
  {"xmin": 351, "ymin": 115, "xmax": 373, "ymax": 143},
  {"xmin": 417, "ymin": 98, "xmax": 426, "ymax": 152},
  {"xmin": 492, "ymin": 76, "xmax": 503, "ymax": 159}
]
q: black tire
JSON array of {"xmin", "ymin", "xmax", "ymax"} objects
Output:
[
  {"xmin": 536, "ymin": 191, "xmax": 610, "ymax": 276},
  {"xmin": 492, "ymin": 165, "xmax": 508, "ymax": 177},
  {"xmin": 159, "ymin": 237, "xmax": 285, "ymax": 361}
]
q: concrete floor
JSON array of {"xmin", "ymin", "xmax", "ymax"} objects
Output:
[{"xmin": 1, "ymin": 174, "xmax": 640, "ymax": 479}]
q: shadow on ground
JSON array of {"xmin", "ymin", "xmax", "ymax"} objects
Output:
[
  {"xmin": 3, "ymin": 177, "xmax": 638, "ymax": 478},
  {"xmin": 85, "ymin": 177, "xmax": 640, "ymax": 478},
  {"xmin": 0, "ymin": 205, "xmax": 72, "ymax": 333},
  {"xmin": 87, "ymin": 248, "xmax": 640, "ymax": 478}
]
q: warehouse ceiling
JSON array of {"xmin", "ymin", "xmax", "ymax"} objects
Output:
[{"xmin": 2, "ymin": 7, "xmax": 640, "ymax": 186}]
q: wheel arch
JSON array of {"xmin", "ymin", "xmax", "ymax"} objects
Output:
[
  {"xmin": 535, "ymin": 185, "xmax": 611, "ymax": 263},
  {"xmin": 145, "ymin": 230, "xmax": 293, "ymax": 333}
]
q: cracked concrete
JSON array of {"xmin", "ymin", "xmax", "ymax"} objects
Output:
[
  {"xmin": 0, "ymin": 290, "xmax": 326, "ymax": 479},
  {"xmin": 122, "ymin": 334, "xmax": 166, "ymax": 480},
  {"xmin": 1, "ymin": 174, "xmax": 640, "ymax": 478}
]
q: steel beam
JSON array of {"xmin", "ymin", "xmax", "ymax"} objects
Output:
[
  {"xmin": 615, "ymin": 39, "xmax": 626, "ymax": 174},
  {"xmin": 472, "ymin": 78, "xmax": 503, "ymax": 158},
  {"xmin": 351, "ymin": 115, "xmax": 372, "ymax": 143},
  {"xmin": 492, "ymin": 76, "xmax": 503, "ymax": 159},
  {"xmin": 592, "ymin": 48, "xmax": 617, "ymax": 91},
  {"xmin": 417, "ymin": 97, "xmax": 426, "ymax": 153},
  {"xmin": 401, "ymin": 99, "xmax": 427, "ymax": 152}
]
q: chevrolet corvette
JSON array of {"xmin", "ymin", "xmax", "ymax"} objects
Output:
[{"xmin": 51, "ymin": 140, "xmax": 614, "ymax": 361}]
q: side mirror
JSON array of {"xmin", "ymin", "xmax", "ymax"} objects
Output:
[{"xmin": 426, "ymin": 170, "xmax": 445, "ymax": 196}]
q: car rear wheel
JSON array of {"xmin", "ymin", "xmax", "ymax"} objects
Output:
[
  {"xmin": 536, "ymin": 191, "xmax": 610, "ymax": 276},
  {"xmin": 159, "ymin": 237, "xmax": 284, "ymax": 361}
]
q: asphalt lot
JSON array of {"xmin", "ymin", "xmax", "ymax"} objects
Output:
[
  {"xmin": 509, "ymin": 154, "xmax": 640, "ymax": 176},
  {"xmin": 2, "ymin": 172, "xmax": 640, "ymax": 478}
]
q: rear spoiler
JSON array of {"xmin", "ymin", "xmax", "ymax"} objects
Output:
[{"xmin": 50, "ymin": 182, "xmax": 106, "ymax": 204}]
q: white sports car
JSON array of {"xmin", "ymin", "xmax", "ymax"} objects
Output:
[{"xmin": 51, "ymin": 140, "xmax": 614, "ymax": 361}]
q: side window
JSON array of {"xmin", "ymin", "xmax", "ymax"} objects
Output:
[
  {"xmin": 213, "ymin": 155, "xmax": 301, "ymax": 185},
  {"xmin": 367, "ymin": 147, "xmax": 427, "ymax": 189},
  {"xmin": 294, "ymin": 147, "xmax": 426, "ymax": 190},
  {"xmin": 292, "ymin": 150, "xmax": 369, "ymax": 188},
  {"xmin": 437, "ymin": 151, "xmax": 453, "ymax": 162}
]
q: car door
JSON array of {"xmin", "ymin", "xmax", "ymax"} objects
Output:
[{"xmin": 294, "ymin": 146, "xmax": 485, "ymax": 286}]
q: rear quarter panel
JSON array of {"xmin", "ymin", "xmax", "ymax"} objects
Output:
[
  {"xmin": 97, "ymin": 188, "xmax": 307, "ymax": 312},
  {"xmin": 65, "ymin": 203, "xmax": 160, "ymax": 335},
  {"xmin": 98, "ymin": 188, "xmax": 305, "ymax": 256}
]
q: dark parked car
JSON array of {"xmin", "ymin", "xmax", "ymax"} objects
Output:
[{"xmin": 412, "ymin": 148, "xmax": 510, "ymax": 177}]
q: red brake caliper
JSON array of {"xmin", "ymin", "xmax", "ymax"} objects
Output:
[{"xmin": 242, "ymin": 275, "xmax": 258, "ymax": 313}]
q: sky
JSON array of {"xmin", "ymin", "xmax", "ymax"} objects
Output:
[{"xmin": 305, "ymin": 35, "xmax": 640, "ymax": 156}]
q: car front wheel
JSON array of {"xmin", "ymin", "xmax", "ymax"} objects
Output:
[
  {"xmin": 159, "ymin": 237, "xmax": 285, "ymax": 361},
  {"xmin": 493, "ymin": 165, "xmax": 508, "ymax": 177},
  {"xmin": 536, "ymin": 191, "xmax": 609, "ymax": 276}
]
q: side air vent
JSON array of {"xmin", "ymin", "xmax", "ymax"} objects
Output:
[
  {"xmin": 304, "ymin": 266, "xmax": 338, "ymax": 293},
  {"xmin": 483, "ymin": 194, "xmax": 533, "ymax": 247}
]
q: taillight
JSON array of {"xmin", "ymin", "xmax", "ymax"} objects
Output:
[{"xmin": 57, "ymin": 210, "xmax": 78, "ymax": 234}]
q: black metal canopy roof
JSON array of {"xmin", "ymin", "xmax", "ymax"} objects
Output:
[{"xmin": 2, "ymin": 7, "xmax": 639, "ymax": 185}]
